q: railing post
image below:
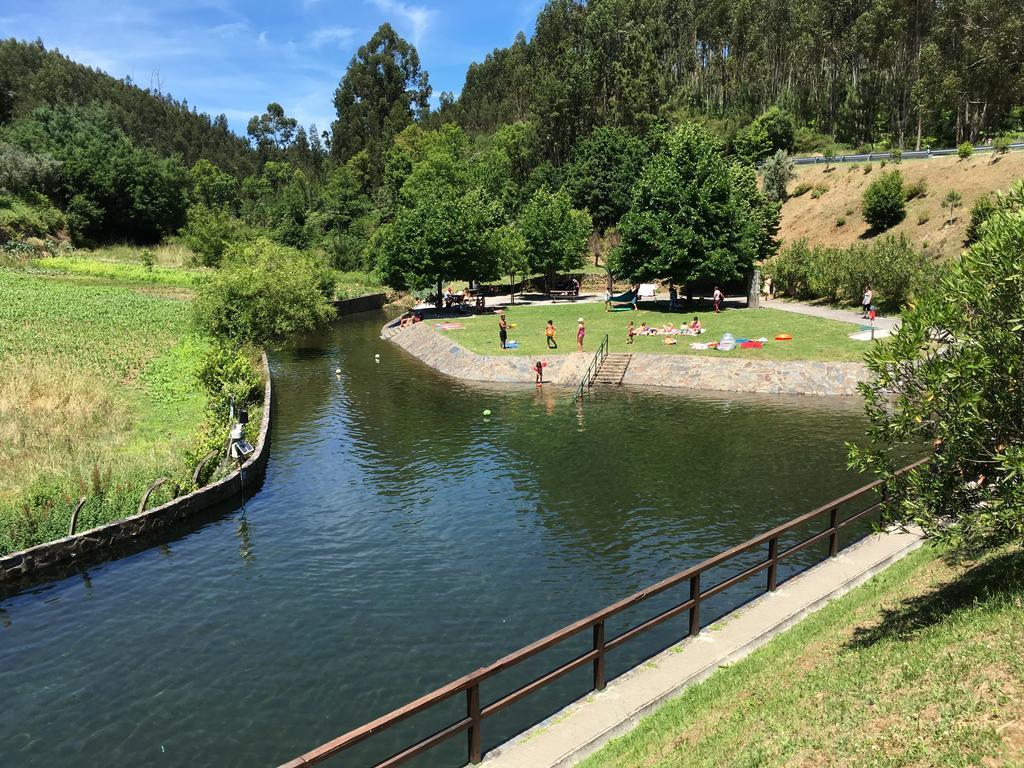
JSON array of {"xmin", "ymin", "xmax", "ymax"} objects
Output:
[
  {"xmin": 688, "ymin": 572, "xmax": 701, "ymax": 637},
  {"xmin": 467, "ymin": 682, "xmax": 482, "ymax": 764},
  {"xmin": 593, "ymin": 621, "xmax": 606, "ymax": 691},
  {"xmin": 767, "ymin": 536, "xmax": 778, "ymax": 591},
  {"xmin": 828, "ymin": 507, "xmax": 839, "ymax": 557}
]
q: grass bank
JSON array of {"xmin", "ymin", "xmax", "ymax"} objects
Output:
[
  {"xmin": 0, "ymin": 268, "xmax": 213, "ymax": 555},
  {"xmin": 438, "ymin": 303, "xmax": 870, "ymax": 362},
  {"xmin": 581, "ymin": 545, "xmax": 1024, "ymax": 768}
]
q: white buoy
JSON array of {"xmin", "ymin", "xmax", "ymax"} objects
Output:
[
  {"xmin": 483, "ymin": 409, "xmax": 492, "ymax": 417},
  {"xmin": 335, "ymin": 368, "xmax": 342, "ymax": 375}
]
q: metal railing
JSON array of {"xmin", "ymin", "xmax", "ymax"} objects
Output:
[
  {"xmin": 788, "ymin": 142, "xmax": 1024, "ymax": 166},
  {"xmin": 278, "ymin": 459, "xmax": 927, "ymax": 768},
  {"xmin": 573, "ymin": 333, "xmax": 609, "ymax": 401}
]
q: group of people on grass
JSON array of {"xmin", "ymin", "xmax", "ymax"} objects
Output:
[
  {"xmin": 626, "ymin": 317, "xmax": 704, "ymax": 345},
  {"xmin": 502, "ymin": 315, "xmax": 587, "ymax": 352}
]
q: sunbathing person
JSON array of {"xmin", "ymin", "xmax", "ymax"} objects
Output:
[
  {"xmin": 637, "ymin": 322, "xmax": 655, "ymax": 335},
  {"xmin": 686, "ymin": 316, "xmax": 702, "ymax": 334}
]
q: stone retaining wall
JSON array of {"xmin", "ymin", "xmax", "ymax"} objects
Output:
[
  {"xmin": 622, "ymin": 353, "xmax": 868, "ymax": 396},
  {"xmin": 333, "ymin": 293, "xmax": 386, "ymax": 315},
  {"xmin": 386, "ymin": 322, "xmax": 868, "ymax": 396},
  {"xmin": 0, "ymin": 353, "xmax": 274, "ymax": 587},
  {"xmin": 386, "ymin": 321, "xmax": 593, "ymax": 385}
]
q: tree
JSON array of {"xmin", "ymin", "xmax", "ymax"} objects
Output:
[
  {"xmin": 518, "ymin": 187, "xmax": 592, "ymax": 290},
  {"xmin": 372, "ymin": 185, "xmax": 502, "ymax": 301},
  {"xmin": 331, "ymin": 24, "xmax": 431, "ymax": 187},
  {"xmin": 494, "ymin": 223, "xmax": 529, "ymax": 303},
  {"xmin": 862, "ymin": 170, "xmax": 906, "ymax": 231},
  {"xmin": 612, "ymin": 123, "xmax": 777, "ymax": 288},
  {"xmin": 849, "ymin": 181, "xmax": 1024, "ymax": 554},
  {"xmin": 192, "ymin": 238, "xmax": 336, "ymax": 346},
  {"xmin": 734, "ymin": 107, "xmax": 796, "ymax": 162},
  {"xmin": 246, "ymin": 103, "xmax": 298, "ymax": 155},
  {"xmin": 823, "ymin": 146, "xmax": 837, "ymax": 172},
  {"xmin": 189, "ymin": 159, "xmax": 238, "ymax": 210},
  {"xmin": 760, "ymin": 150, "xmax": 795, "ymax": 202},
  {"xmin": 179, "ymin": 203, "xmax": 247, "ymax": 267},
  {"xmin": 943, "ymin": 189, "xmax": 963, "ymax": 224},
  {"xmin": 563, "ymin": 126, "xmax": 647, "ymax": 232}
]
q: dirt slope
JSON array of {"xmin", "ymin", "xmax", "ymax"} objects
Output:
[{"xmin": 778, "ymin": 151, "xmax": 1024, "ymax": 259}]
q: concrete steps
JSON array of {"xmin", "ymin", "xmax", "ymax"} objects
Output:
[{"xmin": 593, "ymin": 353, "xmax": 632, "ymax": 386}]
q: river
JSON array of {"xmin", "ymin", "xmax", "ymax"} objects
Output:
[{"xmin": 1, "ymin": 310, "xmax": 871, "ymax": 767}]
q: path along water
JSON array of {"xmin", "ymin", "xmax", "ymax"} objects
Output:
[{"xmin": 1, "ymin": 311, "xmax": 874, "ymax": 768}]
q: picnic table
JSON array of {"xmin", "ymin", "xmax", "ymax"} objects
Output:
[{"xmin": 549, "ymin": 290, "xmax": 578, "ymax": 302}]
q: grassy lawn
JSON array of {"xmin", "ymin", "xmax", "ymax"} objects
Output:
[
  {"xmin": 437, "ymin": 303, "xmax": 871, "ymax": 362},
  {"xmin": 581, "ymin": 545, "xmax": 1024, "ymax": 768},
  {"xmin": 0, "ymin": 268, "xmax": 210, "ymax": 555}
]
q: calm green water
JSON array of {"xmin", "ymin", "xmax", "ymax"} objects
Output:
[{"xmin": 0, "ymin": 311, "xmax": 871, "ymax": 767}]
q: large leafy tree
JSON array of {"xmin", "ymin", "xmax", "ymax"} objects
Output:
[
  {"xmin": 331, "ymin": 24, "xmax": 431, "ymax": 187},
  {"xmin": 612, "ymin": 123, "xmax": 778, "ymax": 287},
  {"xmin": 850, "ymin": 181, "xmax": 1024, "ymax": 554},
  {"xmin": 518, "ymin": 187, "xmax": 593, "ymax": 288},
  {"xmin": 564, "ymin": 126, "xmax": 647, "ymax": 233}
]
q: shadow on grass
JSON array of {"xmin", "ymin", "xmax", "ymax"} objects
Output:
[{"xmin": 846, "ymin": 548, "xmax": 1024, "ymax": 649}]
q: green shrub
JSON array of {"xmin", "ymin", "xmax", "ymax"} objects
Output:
[
  {"xmin": 965, "ymin": 194, "xmax": 996, "ymax": 244},
  {"xmin": 992, "ymin": 134, "xmax": 1012, "ymax": 155},
  {"xmin": 192, "ymin": 237, "xmax": 336, "ymax": 346},
  {"xmin": 862, "ymin": 170, "xmax": 906, "ymax": 231},
  {"xmin": 760, "ymin": 149, "xmax": 795, "ymax": 202},
  {"xmin": 197, "ymin": 344, "xmax": 262, "ymax": 414},
  {"xmin": 863, "ymin": 163, "xmax": 873, "ymax": 174},
  {"xmin": 958, "ymin": 142, "xmax": 974, "ymax": 160},
  {"xmin": 764, "ymin": 234, "xmax": 926, "ymax": 311},
  {"xmin": 791, "ymin": 181, "xmax": 813, "ymax": 197},
  {"xmin": 917, "ymin": 211, "xmax": 930, "ymax": 225},
  {"xmin": 889, "ymin": 148, "xmax": 902, "ymax": 163},
  {"xmin": 836, "ymin": 216, "xmax": 846, "ymax": 227},
  {"xmin": 810, "ymin": 183, "xmax": 828, "ymax": 199},
  {"xmin": 0, "ymin": 192, "xmax": 66, "ymax": 238},
  {"xmin": 904, "ymin": 179, "xmax": 927, "ymax": 201},
  {"xmin": 943, "ymin": 189, "xmax": 963, "ymax": 223},
  {"xmin": 846, "ymin": 207, "xmax": 855, "ymax": 215},
  {"xmin": 848, "ymin": 163, "xmax": 860, "ymax": 172},
  {"xmin": 179, "ymin": 204, "xmax": 249, "ymax": 268}
]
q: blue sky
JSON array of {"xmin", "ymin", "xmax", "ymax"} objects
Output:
[{"xmin": 1, "ymin": 0, "xmax": 545, "ymax": 135}]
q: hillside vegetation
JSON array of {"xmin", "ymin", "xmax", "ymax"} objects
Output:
[
  {"xmin": 582, "ymin": 545, "xmax": 1024, "ymax": 768},
  {"xmin": 780, "ymin": 152, "xmax": 1024, "ymax": 260}
]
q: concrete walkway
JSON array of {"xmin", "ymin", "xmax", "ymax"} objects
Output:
[
  {"xmin": 763, "ymin": 298, "xmax": 901, "ymax": 332},
  {"xmin": 481, "ymin": 527, "xmax": 923, "ymax": 768}
]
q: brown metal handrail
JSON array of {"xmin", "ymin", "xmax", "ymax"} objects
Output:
[{"xmin": 279, "ymin": 459, "xmax": 926, "ymax": 768}]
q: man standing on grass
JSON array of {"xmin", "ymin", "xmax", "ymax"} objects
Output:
[
  {"xmin": 498, "ymin": 312, "xmax": 508, "ymax": 349},
  {"xmin": 604, "ymin": 286, "xmax": 612, "ymax": 311},
  {"xmin": 712, "ymin": 286, "xmax": 724, "ymax": 314}
]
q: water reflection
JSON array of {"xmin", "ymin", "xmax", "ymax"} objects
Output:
[{"xmin": 0, "ymin": 311, "xmax": 869, "ymax": 768}]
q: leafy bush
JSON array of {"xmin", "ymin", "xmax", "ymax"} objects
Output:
[
  {"xmin": 958, "ymin": 142, "xmax": 974, "ymax": 160},
  {"xmin": 992, "ymin": 134, "xmax": 1012, "ymax": 155},
  {"xmin": 0, "ymin": 192, "xmax": 65, "ymax": 238},
  {"xmin": 810, "ymin": 184, "xmax": 829, "ymax": 199},
  {"xmin": 917, "ymin": 211, "xmax": 930, "ymax": 225},
  {"xmin": 764, "ymin": 234, "xmax": 927, "ymax": 311},
  {"xmin": 862, "ymin": 170, "xmax": 906, "ymax": 230},
  {"xmin": 791, "ymin": 181, "xmax": 813, "ymax": 197},
  {"xmin": 0, "ymin": 142, "xmax": 62, "ymax": 196},
  {"xmin": 889, "ymin": 148, "xmax": 902, "ymax": 163},
  {"xmin": 193, "ymin": 237, "xmax": 336, "ymax": 346},
  {"xmin": 760, "ymin": 149, "xmax": 794, "ymax": 202},
  {"xmin": 904, "ymin": 179, "xmax": 927, "ymax": 200},
  {"xmin": 179, "ymin": 203, "xmax": 250, "ymax": 267},
  {"xmin": 197, "ymin": 344, "xmax": 262, "ymax": 414},
  {"xmin": 836, "ymin": 216, "xmax": 846, "ymax": 227},
  {"xmin": 965, "ymin": 194, "xmax": 996, "ymax": 244},
  {"xmin": 863, "ymin": 163, "xmax": 873, "ymax": 174},
  {"xmin": 943, "ymin": 189, "xmax": 963, "ymax": 223},
  {"xmin": 733, "ymin": 106, "xmax": 795, "ymax": 162}
]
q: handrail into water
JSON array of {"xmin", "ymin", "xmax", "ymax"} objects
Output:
[
  {"xmin": 278, "ymin": 458, "xmax": 928, "ymax": 768},
  {"xmin": 573, "ymin": 333, "xmax": 609, "ymax": 401}
]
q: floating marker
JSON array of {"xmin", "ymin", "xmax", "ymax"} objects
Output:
[
  {"xmin": 375, "ymin": 353, "xmax": 380, "ymax": 358},
  {"xmin": 483, "ymin": 409, "xmax": 492, "ymax": 417},
  {"xmin": 335, "ymin": 368, "xmax": 342, "ymax": 375}
]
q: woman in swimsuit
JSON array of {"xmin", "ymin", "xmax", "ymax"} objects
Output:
[{"xmin": 576, "ymin": 318, "xmax": 585, "ymax": 352}]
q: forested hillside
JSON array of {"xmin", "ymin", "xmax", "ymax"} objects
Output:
[
  {"xmin": 449, "ymin": 0, "xmax": 1024, "ymax": 158},
  {"xmin": 0, "ymin": 39, "xmax": 254, "ymax": 175}
]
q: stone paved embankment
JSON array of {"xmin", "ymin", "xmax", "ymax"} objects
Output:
[{"xmin": 386, "ymin": 322, "xmax": 869, "ymax": 396}]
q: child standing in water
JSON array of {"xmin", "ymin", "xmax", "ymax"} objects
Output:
[
  {"xmin": 534, "ymin": 360, "xmax": 544, "ymax": 384},
  {"xmin": 545, "ymin": 319, "xmax": 557, "ymax": 349},
  {"xmin": 576, "ymin": 318, "xmax": 586, "ymax": 352}
]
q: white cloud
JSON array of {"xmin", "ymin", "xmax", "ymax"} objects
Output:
[
  {"xmin": 370, "ymin": 0, "xmax": 436, "ymax": 46},
  {"xmin": 310, "ymin": 26, "xmax": 357, "ymax": 49}
]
